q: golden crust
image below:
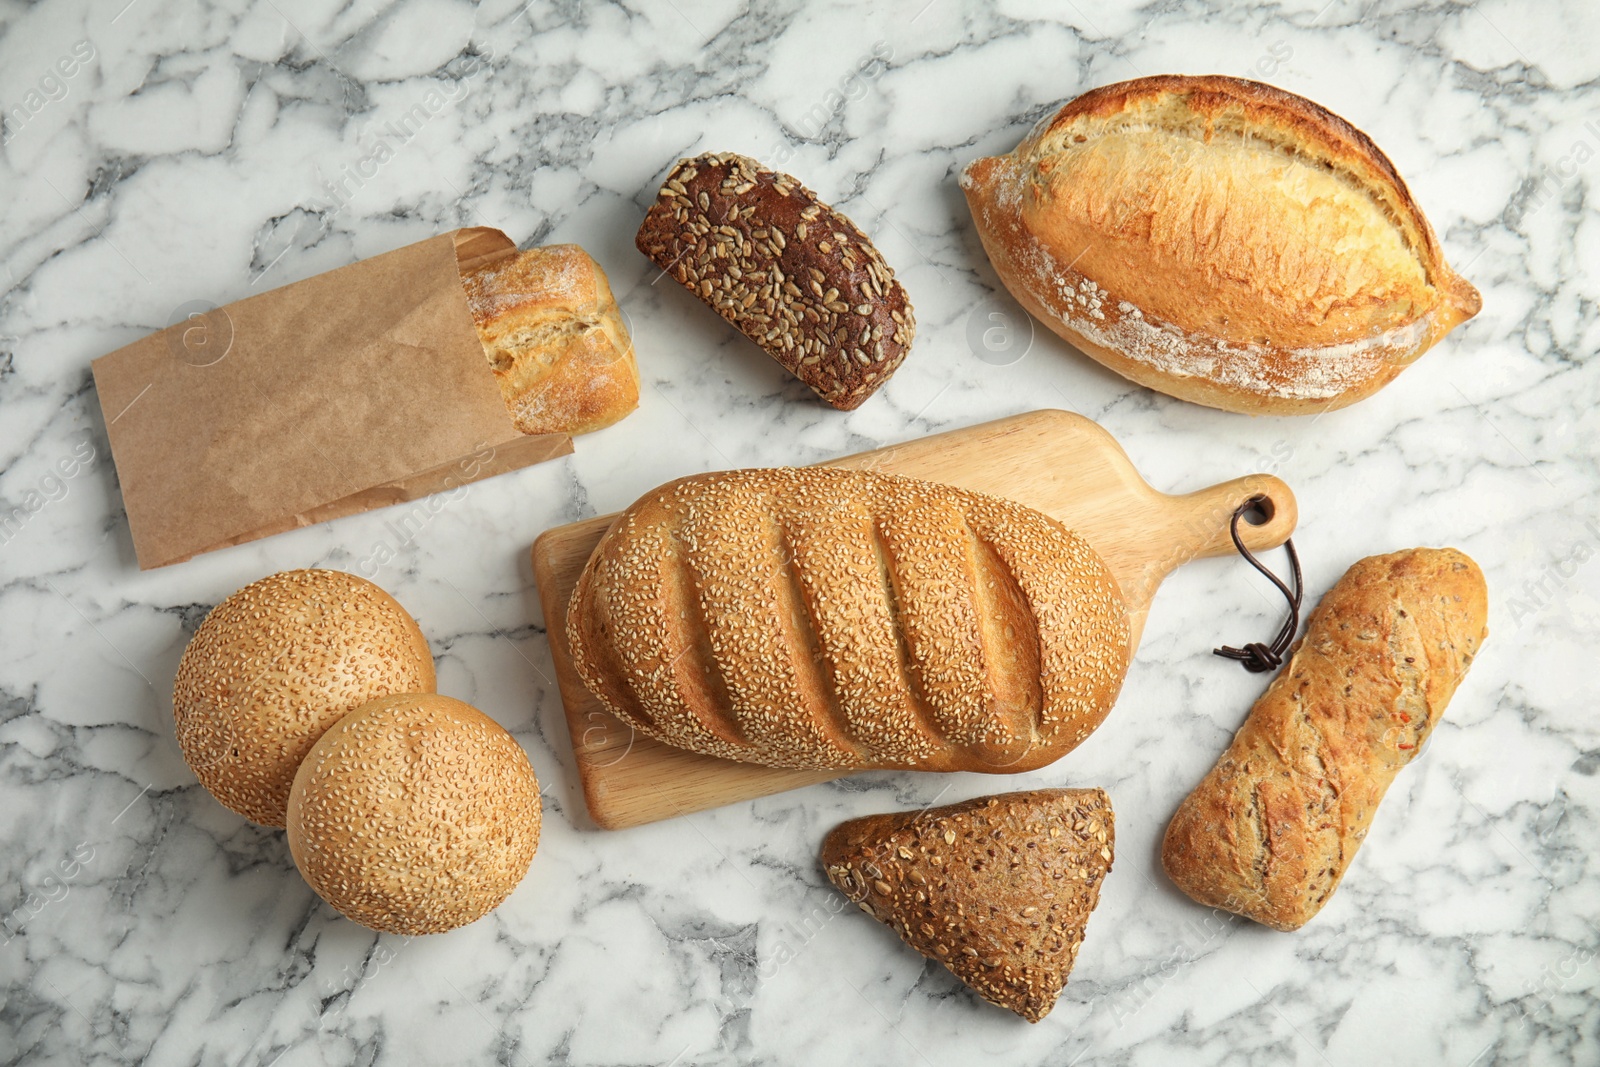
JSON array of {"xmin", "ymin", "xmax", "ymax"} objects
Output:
[
  {"xmin": 172, "ymin": 569, "xmax": 436, "ymax": 828},
  {"xmin": 962, "ymin": 75, "xmax": 1481, "ymax": 415},
  {"xmin": 286, "ymin": 693, "xmax": 541, "ymax": 935},
  {"xmin": 460, "ymin": 244, "xmax": 640, "ymax": 436},
  {"xmin": 566, "ymin": 467, "xmax": 1130, "ymax": 773},
  {"xmin": 822, "ymin": 789, "xmax": 1114, "ymax": 1022},
  {"xmin": 1160, "ymin": 548, "xmax": 1489, "ymax": 930}
]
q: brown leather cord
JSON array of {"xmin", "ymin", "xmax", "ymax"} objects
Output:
[{"xmin": 1214, "ymin": 498, "xmax": 1303, "ymax": 673}]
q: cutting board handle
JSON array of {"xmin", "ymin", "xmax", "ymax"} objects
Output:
[
  {"xmin": 1113, "ymin": 471, "xmax": 1298, "ymax": 609},
  {"xmin": 1168, "ymin": 472, "xmax": 1298, "ymax": 562}
]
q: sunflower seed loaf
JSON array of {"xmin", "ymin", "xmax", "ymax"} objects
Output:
[
  {"xmin": 636, "ymin": 152, "xmax": 915, "ymax": 410},
  {"xmin": 565, "ymin": 467, "xmax": 1130, "ymax": 773},
  {"xmin": 822, "ymin": 788, "xmax": 1115, "ymax": 1023}
]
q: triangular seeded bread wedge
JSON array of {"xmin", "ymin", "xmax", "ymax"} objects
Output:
[{"xmin": 821, "ymin": 788, "xmax": 1114, "ymax": 1022}]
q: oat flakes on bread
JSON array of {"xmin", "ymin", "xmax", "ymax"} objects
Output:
[
  {"xmin": 962, "ymin": 75, "xmax": 1481, "ymax": 415},
  {"xmin": 636, "ymin": 152, "xmax": 915, "ymax": 410},
  {"xmin": 460, "ymin": 244, "xmax": 639, "ymax": 435},
  {"xmin": 823, "ymin": 788, "xmax": 1114, "ymax": 1022},
  {"xmin": 1161, "ymin": 548, "xmax": 1489, "ymax": 930}
]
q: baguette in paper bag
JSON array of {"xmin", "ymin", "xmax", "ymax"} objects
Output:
[{"xmin": 91, "ymin": 227, "xmax": 637, "ymax": 569}]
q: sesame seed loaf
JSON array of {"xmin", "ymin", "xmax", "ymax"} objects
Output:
[
  {"xmin": 962, "ymin": 76, "xmax": 1481, "ymax": 415},
  {"xmin": 636, "ymin": 153, "xmax": 915, "ymax": 410},
  {"xmin": 460, "ymin": 244, "xmax": 639, "ymax": 435},
  {"xmin": 566, "ymin": 467, "xmax": 1130, "ymax": 772},
  {"xmin": 1161, "ymin": 548, "xmax": 1489, "ymax": 931},
  {"xmin": 822, "ymin": 788, "xmax": 1114, "ymax": 1022}
]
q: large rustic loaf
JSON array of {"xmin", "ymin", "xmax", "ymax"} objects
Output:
[
  {"xmin": 1161, "ymin": 548, "xmax": 1489, "ymax": 930},
  {"xmin": 566, "ymin": 467, "xmax": 1130, "ymax": 772},
  {"xmin": 823, "ymin": 788, "xmax": 1114, "ymax": 1022},
  {"xmin": 962, "ymin": 75, "xmax": 1481, "ymax": 415},
  {"xmin": 636, "ymin": 153, "xmax": 915, "ymax": 410}
]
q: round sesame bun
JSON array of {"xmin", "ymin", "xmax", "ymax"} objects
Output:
[
  {"xmin": 285, "ymin": 693, "xmax": 541, "ymax": 935},
  {"xmin": 173, "ymin": 569, "xmax": 436, "ymax": 828}
]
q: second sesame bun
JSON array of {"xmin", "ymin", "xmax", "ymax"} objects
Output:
[
  {"xmin": 173, "ymin": 569, "xmax": 436, "ymax": 827},
  {"xmin": 285, "ymin": 694, "xmax": 542, "ymax": 935}
]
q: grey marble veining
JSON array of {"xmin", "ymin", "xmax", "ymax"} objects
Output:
[{"xmin": 2, "ymin": 0, "xmax": 1598, "ymax": 1063}]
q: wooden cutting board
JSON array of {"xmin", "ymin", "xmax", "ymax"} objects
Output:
[{"xmin": 531, "ymin": 409, "xmax": 1296, "ymax": 830}]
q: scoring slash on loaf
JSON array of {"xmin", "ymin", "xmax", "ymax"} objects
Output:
[
  {"xmin": 566, "ymin": 467, "xmax": 1130, "ymax": 773},
  {"xmin": 636, "ymin": 152, "xmax": 915, "ymax": 410},
  {"xmin": 823, "ymin": 788, "xmax": 1115, "ymax": 1023},
  {"xmin": 962, "ymin": 75, "xmax": 1481, "ymax": 415},
  {"xmin": 286, "ymin": 693, "xmax": 542, "ymax": 935},
  {"xmin": 460, "ymin": 243, "xmax": 640, "ymax": 435},
  {"xmin": 172, "ymin": 569, "xmax": 436, "ymax": 828},
  {"xmin": 1162, "ymin": 548, "xmax": 1489, "ymax": 931}
]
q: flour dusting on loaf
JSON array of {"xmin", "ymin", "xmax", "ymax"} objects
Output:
[{"xmin": 1007, "ymin": 228, "xmax": 1435, "ymax": 401}]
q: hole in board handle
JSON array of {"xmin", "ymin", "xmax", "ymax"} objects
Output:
[{"xmin": 1241, "ymin": 495, "xmax": 1274, "ymax": 527}]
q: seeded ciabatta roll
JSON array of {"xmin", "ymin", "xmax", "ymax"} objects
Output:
[
  {"xmin": 962, "ymin": 76, "xmax": 1481, "ymax": 415},
  {"xmin": 460, "ymin": 244, "xmax": 639, "ymax": 435},
  {"xmin": 636, "ymin": 153, "xmax": 915, "ymax": 410},
  {"xmin": 566, "ymin": 467, "xmax": 1129, "ymax": 772},
  {"xmin": 823, "ymin": 789, "xmax": 1114, "ymax": 1023},
  {"xmin": 1161, "ymin": 548, "xmax": 1489, "ymax": 931}
]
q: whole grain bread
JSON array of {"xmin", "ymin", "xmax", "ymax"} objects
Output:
[
  {"xmin": 636, "ymin": 152, "xmax": 914, "ymax": 410},
  {"xmin": 822, "ymin": 788, "xmax": 1115, "ymax": 1022},
  {"xmin": 962, "ymin": 76, "xmax": 1481, "ymax": 415},
  {"xmin": 460, "ymin": 244, "xmax": 639, "ymax": 435},
  {"xmin": 1161, "ymin": 548, "xmax": 1489, "ymax": 930},
  {"xmin": 565, "ymin": 467, "xmax": 1129, "ymax": 772}
]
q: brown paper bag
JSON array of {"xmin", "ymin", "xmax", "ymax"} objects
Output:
[{"xmin": 91, "ymin": 227, "xmax": 574, "ymax": 569}]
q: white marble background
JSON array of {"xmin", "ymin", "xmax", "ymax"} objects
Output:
[{"xmin": 1, "ymin": 0, "xmax": 1597, "ymax": 1063}]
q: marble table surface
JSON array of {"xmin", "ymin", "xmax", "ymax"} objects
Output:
[{"xmin": 2, "ymin": 0, "xmax": 1597, "ymax": 1063}]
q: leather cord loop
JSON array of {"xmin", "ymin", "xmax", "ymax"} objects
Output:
[{"xmin": 1213, "ymin": 498, "xmax": 1303, "ymax": 674}]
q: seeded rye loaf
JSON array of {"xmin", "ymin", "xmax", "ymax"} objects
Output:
[
  {"xmin": 1162, "ymin": 548, "xmax": 1489, "ymax": 930},
  {"xmin": 566, "ymin": 467, "xmax": 1130, "ymax": 772},
  {"xmin": 823, "ymin": 789, "xmax": 1115, "ymax": 1023},
  {"xmin": 636, "ymin": 152, "xmax": 915, "ymax": 410}
]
